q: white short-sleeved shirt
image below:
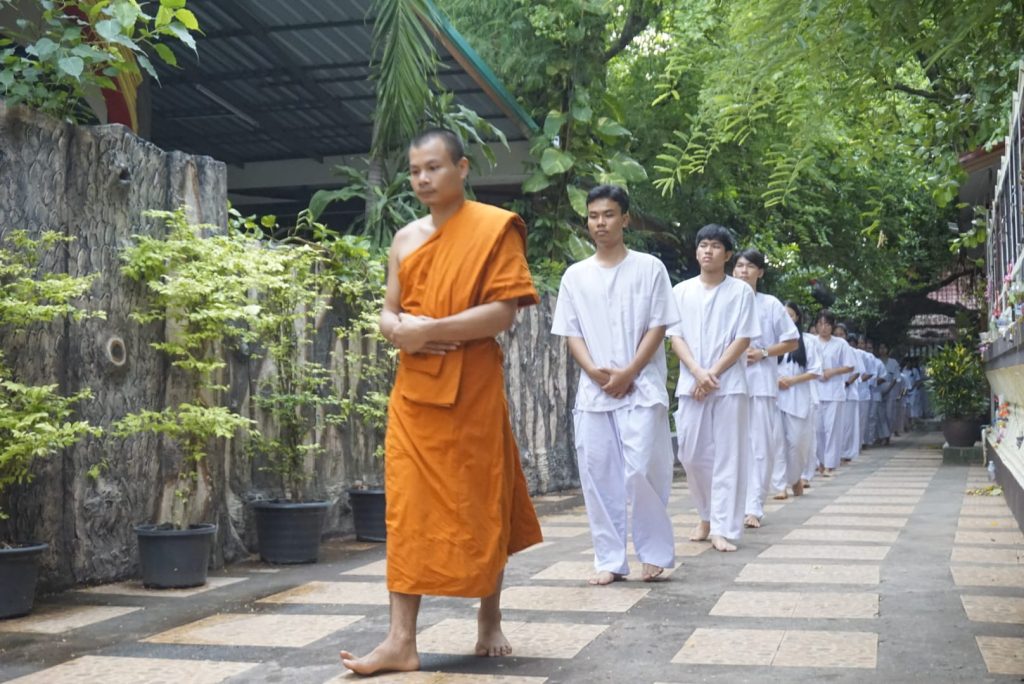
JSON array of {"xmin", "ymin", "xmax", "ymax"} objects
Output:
[
  {"xmin": 880, "ymin": 357, "xmax": 901, "ymax": 396},
  {"xmin": 804, "ymin": 333, "xmax": 821, "ymax": 405},
  {"xmin": 854, "ymin": 349, "xmax": 874, "ymax": 400},
  {"xmin": 667, "ymin": 275, "xmax": 759, "ymax": 397},
  {"xmin": 868, "ymin": 354, "xmax": 885, "ymax": 400},
  {"xmin": 551, "ymin": 250, "xmax": 680, "ymax": 411},
  {"xmin": 844, "ymin": 343, "xmax": 865, "ymax": 401},
  {"xmin": 746, "ymin": 292, "xmax": 800, "ymax": 398},
  {"xmin": 816, "ymin": 335, "xmax": 857, "ymax": 402},
  {"xmin": 777, "ymin": 333, "xmax": 823, "ymax": 419}
]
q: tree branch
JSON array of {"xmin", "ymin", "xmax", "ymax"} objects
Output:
[
  {"xmin": 891, "ymin": 82, "xmax": 952, "ymax": 103},
  {"xmin": 603, "ymin": 0, "xmax": 658, "ymax": 61}
]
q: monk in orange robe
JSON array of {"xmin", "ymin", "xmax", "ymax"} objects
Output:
[{"xmin": 340, "ymin": 128, "xmax": 543, "ymax": 676}]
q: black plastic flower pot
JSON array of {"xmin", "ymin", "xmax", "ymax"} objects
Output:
[
  {"xmin": 942, "ymin": 419, "xmax": 982, "ymax": 447},
  {"xmin": 252, "ymin": 499, "xmax": 329, "ymax": 564},
  {"xmin": 348, "ymin": 487, "xmax": 386, "ymax": 542},
  {"xmin": 134, "ymin": 522, "xmax": 216, "ymax": 589},
  {"xmin": 0, "ymin": 542, "xmax": 48, "ymax": 619}
]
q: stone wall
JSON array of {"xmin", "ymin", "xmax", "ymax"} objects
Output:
[{"xmin": 0, "ymin": 104, "xmax": 579, "ymax": 589}]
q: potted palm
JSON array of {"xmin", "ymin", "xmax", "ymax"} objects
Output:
[
  {"xmin": 0, "ymin": 231, "xmax": 101, "ymax": 618},
  {"xmin": 117, "ymin": 209, "xmax": 255, "ymax": 588},
  {"xmin": 925, "ymin": 342, "xmax": 991, "ymax": 447}
]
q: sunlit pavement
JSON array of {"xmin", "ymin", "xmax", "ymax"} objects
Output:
[{"xmin": 1, "ymin": 432, "xmax": 1022, "ymax": 683}]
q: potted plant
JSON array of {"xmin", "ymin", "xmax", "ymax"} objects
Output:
[
  {"xmin": 234, "ymin": 211, "xmax": 340, "ymax": 564},
  {"xmin": 0, "ymin": 231, "xmax": 101, "ymax": 618},
  {"xmin": 117, "ymin": 209, "xmax": 255, "ymax": 588},
  {"xmin": 925, "ymin": 342, "xmax": 991, "ymax": 447}
]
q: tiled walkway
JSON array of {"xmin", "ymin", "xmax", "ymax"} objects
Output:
[{"xmin": 1, "ymin": 433, "xmax": 1022, "ymax": 682}]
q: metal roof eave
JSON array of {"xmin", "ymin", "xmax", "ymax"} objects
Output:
[{"xmin": 419, "ymin": 1, "xmax": 540, "ymax": 138}]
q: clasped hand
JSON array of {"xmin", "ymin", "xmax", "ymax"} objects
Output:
[
  {"xmin": 588, "ymin": 366, "xmax": 636, "ymax": 399},
  {"xmin": 691, "ymin": 367, "xmax": 719, "ymax": 401},
  {"xmin": 392, "ymin": 313, "xmax": 460, "ymax": 355}
]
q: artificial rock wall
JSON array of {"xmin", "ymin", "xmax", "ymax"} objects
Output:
[{"xmin": 0, "ymin": 104, "xmax": 579, "ymax": 589}]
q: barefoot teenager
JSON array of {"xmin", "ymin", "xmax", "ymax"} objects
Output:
[
  {"xmin": 340, "ymin": 129, "xmax": 543, "ymax": 675},
  {"xmin": 552, "ymin": 185, "xmax": 679, "ymax": 585},
  {"xmin": 669, "ymin": 225, "xmax": 759, "ymax": 552}
]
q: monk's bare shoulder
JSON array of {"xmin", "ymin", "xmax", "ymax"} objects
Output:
[{"xmin": 392, "ymin": 216, "xmax": 435, "ymax": 264}]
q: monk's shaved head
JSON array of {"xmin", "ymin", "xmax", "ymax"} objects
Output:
[{"xmin": 410, "ymin": 128, "xmax": 465, "ymax": 164}]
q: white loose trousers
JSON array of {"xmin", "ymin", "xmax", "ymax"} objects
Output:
[
  {"xmin": 574, "ymin": 405, "xmax": 675, "ymax": 575},
  {"xmin": 802, "ymin": 404, "xmax": 820, "ymax": 482},
  {"xmin": 859, "ymin": 400, "xmax": 871, "ymax": 447},
  {"xmin": 816, "ymin": 400, "xmax": 843, "ymax": 469},
  {"xmin": 746, "ymin": 396, "xmax": 783, "ymax": 519},
  {"xmin": 781, "ymin": 411, "xmax": 814, "ymax": 488},
  {"xmin": 675, "ymin": 394, "xmax": 748, "ymax": 541},
  {"xmin": 840, "ymin": 399, "xmax": 861, "ymax": 460}
]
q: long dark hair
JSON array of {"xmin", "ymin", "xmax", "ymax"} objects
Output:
[{"xmin": 780, "ymin": 300, "xmax": 808, "ymax": 368}]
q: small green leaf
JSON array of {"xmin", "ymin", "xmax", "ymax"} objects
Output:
[
  {"xmin": 27, "ymin": 37, "xmax": 59, "ymax": 59},
  {"xmin": 174, "ymin": 8, "xmax": 200, "ymax": 31},
  {"xmin": 570, "ymin": 102, "xmax": 593, "ymax": 123},
  {"xmin": 522, "ymin": 170, "xmax": 552, "ymax": 194},
  {"xmin": 540, "ymin": 148, "xmax": 575, "ymax": 175},
  {"xmin": 153, "ymin": 42, "xmax": 177, "ymax": 67},
  {"xmin": 595, "ymin": 117, "xmax": 630, "ymax": 138},
  {"xmin": 609, "ymin": 153, "xmax": 648, "ymax": 183},
  {"xmin": 155, "ymin": 5, "xmax": 174, "ymax": 26},
  {"xmin": 566, "ymin": 185, "xmax": 588, "ymax": 217},
  {"xmin": 57, "ymin": 56, "xmax": 84, "ymax": 79},
  {"xmin": 161, "ymin": 0, "xmax": 187, "ymax": 9},
  {"xmin": 543, "ymin": 110, "xmax": 566, "ymax": 138}
]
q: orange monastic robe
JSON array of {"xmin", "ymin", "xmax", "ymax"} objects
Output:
[{"xmin": 385, "ymin": 200, "xmax": 543, "ymax": 598}]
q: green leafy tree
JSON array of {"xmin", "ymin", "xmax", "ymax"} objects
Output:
[{"xmin": 0, "ymin": 0, "xmax": 201, "ymax": 122}]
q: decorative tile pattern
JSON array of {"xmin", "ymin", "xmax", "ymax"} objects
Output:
[
  {"xmin": 957, "ymin": 517, "xmax": 1020, "ymax": 529},
  {"xmin": 341, "ymin": 559, "xmax": 387, "ymax": 576},
  {"xmin": 802, "ymin": 515, "xmax": 908, "ymax": 529},
  {"xmin": 736, "ymin": 563, "xmax": 880, "ymax": 585},
  {"xmin": 325, "ymin": 674, "xmax": 547, "ymax": 684},
  {"xmin": 954, "ymin": 530, "xmax": 1024, "ymax": 545},
  {"xmin": 541, "ymin": 513, "xmax": 591, "ymax": 525},
  {"xmin": 416, "ymin": 618, "xmax": 607, "ymax": 659},
  {"xmin": 672, "ymin": 628, "xmax": 784, "ymax": 665},
  {"xmin": 0, "ymin": 605, "xmax": 140, "ymax": 634},
  {"xmin": 535, "ymin": 559, "xmax": 677, "ymax": 580},
  {"xmin": 834, "ymin": 496, "xmax": 921, "ymax": 505},
  {"xmin": 784, "ymin": 528, "xmax": 899, "ymax": 544},
  {"xmin": 498, "ymin": 585, "xmax": 649, "ymax": 612},
  {"xmin": 540, "ymin": 526, "xmax": 589, "ymax": 539},
  {"xmin": 76, "ymin": 576, "xmax": 246, "ymax": 598},
  {"xmin": 580, "ymin": 542, "xmax": 708, "ymax": 558},
  {"xmin": 758, "ymin": 544, "xmax": 890, "ymax": 561},
  {"xmin": 950, "ymin": 547, "xmax": 1024, "ymax": 564},
  {"xmin": 951, "ymin": 566, "xmax": 1024, "ymax": 588},
  {"xmin": 6, "ymin": 656, "xmax": 257, "ymax": 684},
  {"xmin": 961, "ymin": 595, "xmax": 1024, "ymax": 624},
  {"xmin": 710, "ymin": 591, "xmax": 878, "ymax": 619},
  {"xmin": 772, "ymin": 630, "xmax": 877, "ymax": 668},
  {"xmin": 820, "ymin": 504, "xmax": 916, "ymax": 515},
  {"xmin": 256, "ymin": 581, "xmax": 390, "ymax": 605},
  {"xmin": 976, "ymin": 636, "xmax": 1024, "ymax": 675},
  {"xmin": 143, "ymin": 613, "xmax": 363, "ymax": 647},
  {"xmin": 846, "ymin": 488, "xmax": 925, "ymax": 496}
]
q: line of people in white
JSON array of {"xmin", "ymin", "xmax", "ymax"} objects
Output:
[{"xmin": 551, "ymin": 185, "xmax": 927, "ymax": 585}]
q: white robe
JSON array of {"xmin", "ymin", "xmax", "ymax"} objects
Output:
[
  {"xmin": 815, "ymin": 336, "xmax": 856, "ymax": 469},
  {"xmin": 775, "ymin": 334, "xmax": 822, "ymax": 490},
  {"xmin": 855, "ymin": 349, "xmax": 873, "ymax": 447},
  {"xmin": 745, "ymin": 293, "xmax": 799, "ymax": 518},
  {"xmin": 669, "ymin": 275, "xmax": 759, "ymax": 540},
  {"xmin": 840, "ymin": 342, "xmax": 864, "ymax": 460},
  {"xmin": 552, "ymin": 250, "xmax": 681, "ymax": 573}
]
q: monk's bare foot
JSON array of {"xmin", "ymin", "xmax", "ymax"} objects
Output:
[
  {"xmin": 744, "ymin": 514, "xmax": 761, "ymax": 529},
  {"xmin": 801, "ymin": 479, "xmax": 811, "ymax": 488},
  {"xmin": 475, "ymin": 614, "xmax": 512, "ymax": 657},
  {"xmin": 340, "ymin": 638, "xmax": 419, "ymax": 676},
  {"xmin": 588, "ymin": 571, "xmax": 625, "ymax": 586},
  {"xmin": 772, "ymin": 491, "xmax": 789, "ymax": 500},
  {"xmin": 710, "ymin": 534, "xmax": 737, "ymax": 552},
  {"xmin": 690, "ymin": 520, "xmax": 710, "ymax": 541},
  {"xmin": 792, "ymin": 480, "xmax": 804, "ymax": 496},
  {"xmin": 641, "ymin": 563, "xmax": 665, "ymax": 582}
]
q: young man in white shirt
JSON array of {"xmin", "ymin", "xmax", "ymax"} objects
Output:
[
  {"xmin": 814, "ymin": 310, "xmax": 857, "ymax": 474},
  {"xmin": 552, "ymin": 185, "xmax": 679, "ymax": 584},
  {"xmin": 669, "ymin": 225, "xmax": 759, "ymax": 552}
]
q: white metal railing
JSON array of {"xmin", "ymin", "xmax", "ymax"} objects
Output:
[{"xmin": 987, "ymin": 65, "xmax": 1024, "ymax": 337}]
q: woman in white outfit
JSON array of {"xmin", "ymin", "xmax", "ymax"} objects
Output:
[{"xmin": 776, "ymin": 302, "xmax": 822, "ymax": 496}]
